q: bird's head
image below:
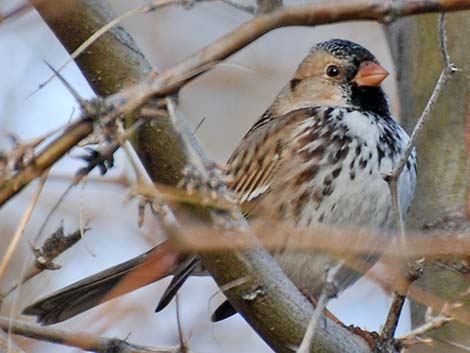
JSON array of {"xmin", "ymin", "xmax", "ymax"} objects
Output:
[{"xmin": 283, "ymin": 39, "xmax": 391, "ymax": 117}]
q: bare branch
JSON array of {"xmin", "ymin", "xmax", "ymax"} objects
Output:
[
  {"xmin": 1, "ymin": 226, "xmax": 84, "ymax": 299},
  {"xmin": 0, "ymin": 317, "xmax": 185, "ymax": 353},
  {"xmin": 0, "ymin": 330, "xmax": 27, "ymax": 353},
  {"xmin": 0, "ymin": 171, "xmax": 49, "ymax": 278},
  {"xmin": 297, "ymin": 264, "xmax": 342, "ymax": 353},
  {"xmin": 3, "ymin": 0, "xmax": 470, "ymax": 208},
  {"xmin": 386, "ymin": 13, "xmax": 458, "ymax": 239},
  {"xmin": 0, "ymin": 2, "xmax": 30, "ymax": 24},
  {"xmin": 398, "ymin": 303, "xmax": 456, "ymax": 348},
  {"xmin": 14, "ymin": 2, "xmax": 470, "ymax": 353},
  {"xmin": 380, "ymin": 13, "xmax": 459, "ymax": 349},
  {"xmin": 35, "ymin": 0, "xmax": 198, "ymax": 93},
  {"xmin": 378, "ymin": 260, "xmax": 423, "ymax": 351}
]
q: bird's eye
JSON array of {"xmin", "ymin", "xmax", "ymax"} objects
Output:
[{"xmin": 326, "ymin": 65, "xmax": 340, "ymax": 77}]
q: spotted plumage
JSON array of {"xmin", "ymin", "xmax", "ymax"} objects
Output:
[
  {"xmin": 23, "ymin": 39, "xmax": 417, "ymax": 325},
  {"xmin": 224, "ymin": 39, "xmax": 416, "ymax": 302}
]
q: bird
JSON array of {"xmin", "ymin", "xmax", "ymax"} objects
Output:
[{"xmin": 23, "ymin": 39, "xmax": 417, "ymax": 325}]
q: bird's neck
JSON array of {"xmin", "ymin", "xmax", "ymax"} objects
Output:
[
  {"xmin": 349, "ymin": 85, "xmax": 391, "ymax": 118},
  {"xmin": 269, "ymin": 83, "xmax": 348, "ymax": 116},
  {"xmin": 265, "ymin": 83, "xmax": 392, "ymax": 120}
]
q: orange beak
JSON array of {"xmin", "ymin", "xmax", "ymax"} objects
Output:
[{"xmin": 354, "ymin": 61, "xmax": 389, "ymax": 87}]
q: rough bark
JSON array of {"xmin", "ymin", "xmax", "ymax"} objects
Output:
[
  {"xmin": 33, "ymin": 0, "xmax": 186, "ymax": 185},
  {"xmin": 386, "ymin": 11, "xmax": 470, "ymax": 352}
]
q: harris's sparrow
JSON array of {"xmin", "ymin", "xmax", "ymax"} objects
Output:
[{"xmin": 24, "ymin": 39, "xmax": 417, "ymax": 325}]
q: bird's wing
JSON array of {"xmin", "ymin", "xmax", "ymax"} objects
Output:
[{"xmin": 226, "ymin": 107, "xmax": 318, "ymax": 210}]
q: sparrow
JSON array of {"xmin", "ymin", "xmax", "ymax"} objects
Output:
[{"xmin": 23, "ymin": 39, "xmax": 417, "ymax": 325}]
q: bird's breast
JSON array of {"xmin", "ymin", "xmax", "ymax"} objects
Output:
[{"xmin": 257, "ymin": 107, "xmax": 416, "ymax": 231}]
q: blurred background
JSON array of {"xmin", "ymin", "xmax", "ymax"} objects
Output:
[{"xmin": 0, "ymin": 0, "xmax": 410, "ymax": 352}]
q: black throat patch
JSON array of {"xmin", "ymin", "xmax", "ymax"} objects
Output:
[{"xmin": 349, "ymin": 85, "xmax": 391, "ymax": 118}]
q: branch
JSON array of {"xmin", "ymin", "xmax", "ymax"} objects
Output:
[
  {"xmin": 0, "ymin": 317, "xmax": 184, "ymax": 353},
  {"xmin": 0, "ymin": 171, "xmax": 49, "ymax": 278},
  {"xmin": 0, "ymin": 2, "xmax": 30, "ymax": 24},
  {"xmin": 10, "ymin": 1, "xmax": 470, "ymax": 353},
  {"xmin": 1, "ymin": 226, "xmax": 84, "ymax": 299},
  {"xmin": 397, "ymin": 302, "xmax": 460, "ymax": 349},
  {"xmin": 0, "ymin": 330, "xmax": 27, "ymax": 353},
  {"xmin": 380, "ymin": 13, "xmax": 458, "ymax": 349},
  {"xmin": 386, "ymin": 13, "xmax": 458, "ymax": 239},
  {"xmin": 297, "ymin": 264, "xmax": 342, "ymax": 353},
  {"xmin": 4, "ymin": 0, "xmax": 470, "ymax": 207}
]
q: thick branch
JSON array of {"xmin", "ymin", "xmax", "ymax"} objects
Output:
[{"xmin": 32, "ymin": 0, "xmax": 187, "ymax": 185}]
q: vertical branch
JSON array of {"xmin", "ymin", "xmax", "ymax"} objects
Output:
[
  {"xmin": 297, "ymin": 264, "xmax": 342, "ymax": 353},
  {"xmin": 386, "ymin": 9, "xmax": 470, "ymax": 350},
  {"xmin": 386, "ymin": 13, "xmax": 456, "ymax": 240},
  {"xmin": 380, "ymin": 13, "xmax": 458, "ymax": 347}
]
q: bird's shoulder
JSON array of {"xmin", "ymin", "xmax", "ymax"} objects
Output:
[{"xmin": 226, "ymin": 106, "xmax": 339, "ymax": 204}]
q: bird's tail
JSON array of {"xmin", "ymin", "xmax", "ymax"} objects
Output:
[{"xmin": 23, "ymin": 241, "xmax": 183, "ymax": 325}]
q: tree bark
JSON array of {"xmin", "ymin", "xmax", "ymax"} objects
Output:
[
  {"xmin": 33, "ymin": 0, "xmax": 186, "ymax": 185},
  {"xmin": 386, "ymin": 11, "xmax": 470, "ymax": 352}
]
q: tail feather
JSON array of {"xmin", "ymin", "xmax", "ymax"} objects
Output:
[
  {"xmin": 155, "ymin": 255, "xmax": 200, "ymax": 312},
  {"xmin": 211, "ymin": 300, "xmax": 237, "ymax": 321},
  {"xmin": 23, "ymin": 241, "xmax": 182, "ymax": 325}
]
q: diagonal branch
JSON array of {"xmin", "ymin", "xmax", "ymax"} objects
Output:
[
  {"xmin": 8, "ymin": 1, "xmax": 470, "ymax": 353},
  {"xmin": 3, "ymin": 0, "xmax": 470, "ymax": 207},
  {"xmin": 0, "ymin": 317, "xmax": 185, "ymax": 353}
]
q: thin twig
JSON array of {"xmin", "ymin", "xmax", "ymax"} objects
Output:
[
  {"xmin": 221, "ymin": 0, "xmax": 255, "ymax": 14},
  {"xmin": 381, "ymin": 13, "xmax": 458, "ymax": 348},
  {"xmin": 0, "ymin": 317, "xmax": 184, "ymax": 353},
  {"xmin": 398, "ymin": 304, "xmax": 455, "ymax": 347},
  {"xmin": 33, "ymin": 0, "xmax": 191, "ymax": 95},
  {"xmin": 380, "ymin": 293, "xmax": 407, "ymax": 349},
  {"xmin": 386, "ymin": 13, "xmax": 458, "ymax": 239},
  {"xmin": 433, "ymin": 338, "xmax": 470, "ymax": 352},
  {"xmin": 47, "ymin": 172, "xmax": 131, "ymax": 187},
  {"xmin": 380, "ymin": 258, "xmax": 424, "ymax": 346},
  {"xmin": 0, "ymin": 2, "xmax": 30, "ymax": 24},
  {"xmin": 0, "ymin": 170, "xmax": 49, "ymax": 279},
  {"xmin": 175, "ymin": 295, "xmax": 189, "ymax": 353},
  {"xmin": 297, "ymin": 263, "xmax": 342, "ymax": 353},
  {"xmin": 3, "ymin": 1, "xmax": 470, "ymax": 208}
]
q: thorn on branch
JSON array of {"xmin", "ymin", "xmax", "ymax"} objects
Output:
[
  {"xmin": 0, "ymin": 133, "xmax": 39, "ymax": 181},
  {"xmin": 32, "ymin": 225, "xmax": 86, "ymax": 270},
  {"xmin": 1, "ymin": 225, "xmax": 86, "ymax": 299},
  {"xmin": 406, "ymin": 258, "xmax": 424, "ymax": 282},
  {"xmin": 178, "ymin": 164, "xmax": 234, "ymax": 205}
]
